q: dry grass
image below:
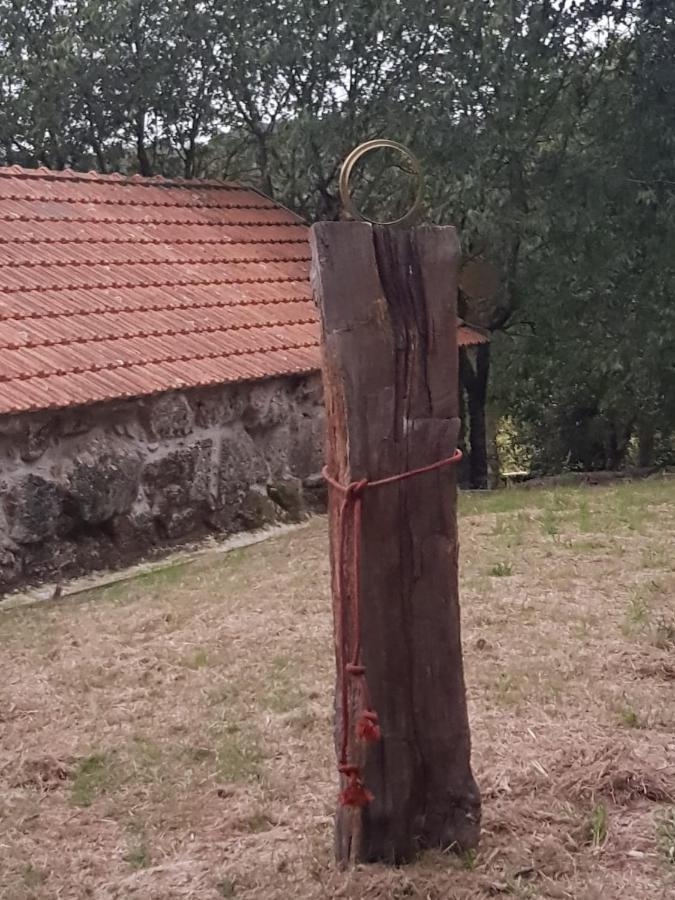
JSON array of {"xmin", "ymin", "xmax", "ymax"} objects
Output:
[{"xmin": 1, "ymin": 478, "xmax": 675, "ymax": 899}]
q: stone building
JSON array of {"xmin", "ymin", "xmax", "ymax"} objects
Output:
[
  {"xmin": 0, "ymin": 166, "xmax": 488, "ymax": 595},
  {"xmin": 0, "ymin": 166, "xmax": 325, "ymax": 594}
]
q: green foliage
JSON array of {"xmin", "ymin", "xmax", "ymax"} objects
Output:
[
  {"xmin": 541, "ymin": 508, "xmax": 560, "ymax": 538},
  {"xmin": 215, "ymin": 726, "xmax": 263, "ymax": 783},
  {"xmin": 625, "ymin": 593, "xmax": 650, "ymax": 630},
  {"xmin": 657, "ymin": 809, "xmax": 675, "ymax": 865},
  {"xmin": 21, "ymin": 863, "xmax": 46, "ymax": 887},
  {"xmin": 586, "ymin": 801, "xmax": 609, "ymax": 847},
  {"xmin": 619, "ymin": 704, "xmax": 640, "ymax": 728},
  {"xmin": 70, "ymin": 750, "xmax": 118, "ymax": 807},
  {"xmin": 262, "ymin": 654, "xmax": 303, "ymax": 713},
  {"xmin": 654, "ymin": 618, "xmax": 675, "ymax": 650},
  {"xmin": 490, "ymin": 5, "xmax": 675, "ymax": 473},
  {"xmin": 460, "ymin": 848, "xmax": 478, "ymax": 870},
  {"xmin": 0, "ymin": 2, "xmax": 673, "ymax": 474},
  {"xmin": 124, "ymin": 841, "xmax": 151, "ymax": 869}
]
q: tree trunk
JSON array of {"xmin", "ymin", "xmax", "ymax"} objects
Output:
[
  {"xmin": 135, "ymin": 111, "xmax": 152, "ymax": 176},
  {"xmin": 606, "ymin": 421, "xmax": 633, "ymax": 470},
  {"xmin": 458, "ymin": 372, "xmax": 470, "ymax": 488},
  {"xmin": 184, "ymin": 150, "xmax": 195, "ymax": 180},
  {"xmin": 91, "ymin": 136, "xmax": 107, "ymax": 174},
  {"xmin": 460, "ymin": 344, "xmax": 490, "ymax": 489},
  {"xmin": 254, "ymin": 129, "xmax": 274, "ymax": 198},
  {"xmin": 310, "ymin": 221, "xmax": 480, "ymax": 866},
  {"xmin": 486, "ymin": 402, "xmax": 501, "ymax": 488},
  {"xmin": 184, "ymin": 129, "xmax": 198, "ymax": 179},
  {"xmin": 48, "ymin": 130, "xmax": 67, "ymax": 171},
  {"xmin": 638, "ymin": 423, "xmax": 655, "ymax": 468}
]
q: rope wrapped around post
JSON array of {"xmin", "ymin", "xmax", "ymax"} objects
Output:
[{"xmin": 322, "ymin": 447, "xmax": 463, "ymax": 806}]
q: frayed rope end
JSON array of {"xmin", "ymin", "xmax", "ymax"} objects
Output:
[
  {"xmin": 356, "ymin": 709, "xmax": 381, "ymax": 743},
  {"xmin": 338, "ymin": 765, "xmax": 374, "ymax": 807}
]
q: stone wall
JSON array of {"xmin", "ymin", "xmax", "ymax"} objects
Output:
[{"xmin": 0, "ymin": 373, "xmax": 325, "ymax": 595}]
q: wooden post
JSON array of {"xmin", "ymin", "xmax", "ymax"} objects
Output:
[{"xmin": 310, "ymin": 221, "xmax": 481, "ymax": 865}]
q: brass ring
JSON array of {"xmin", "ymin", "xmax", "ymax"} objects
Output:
[{"xmin": 339, "ymin": 140, "xmax": 423, "ymax": 226}]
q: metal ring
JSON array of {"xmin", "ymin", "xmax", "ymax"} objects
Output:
[{"xmin": 339, "ymin": 140, "xmax": 423, "ymax": 227}]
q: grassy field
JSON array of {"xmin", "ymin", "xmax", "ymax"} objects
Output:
[{"xmin": 1, "ymin": 478, "xmax": 674, "ymax": 900}]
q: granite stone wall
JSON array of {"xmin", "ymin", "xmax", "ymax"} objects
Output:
[{"xmin": 0, "ymin": 373, "xmax": 325, "ymax": 595}]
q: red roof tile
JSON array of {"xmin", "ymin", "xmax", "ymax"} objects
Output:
[
  {"xmin": 458, "ymin": 321, "xmax": 490, "ymax": 347},
  {"xmin": 0, "ymin": 166, "xmax": 481, "ymax": 416},
  {"xmin": 0, "ymin": 166, "xmax": 320, "ymax": 414}
]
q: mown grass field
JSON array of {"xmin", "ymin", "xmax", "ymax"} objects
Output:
[{"xmin": 1, "ymin": 478, "xmax": 674, "ymax": 899}]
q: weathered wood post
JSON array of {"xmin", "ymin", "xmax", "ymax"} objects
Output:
[{"xmin": 310, "ymin": 221, "xmax": 481, "ymax": 865}]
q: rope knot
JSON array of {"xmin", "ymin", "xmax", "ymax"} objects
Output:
[
  {"xmin": 346, "ymin": 663, "xmax": 366, "ymax": 676},
  {"xmin": 356, "ymin": 708, "xmax": 381, "ymax": 743},
  {"xmin": 346, "ymin": 478, "xmax": 368, "ymax": 499}
]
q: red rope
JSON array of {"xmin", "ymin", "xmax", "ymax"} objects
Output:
[{"xmin": 322, "ymin": 447, "xmax": 463, "ymax": 807}]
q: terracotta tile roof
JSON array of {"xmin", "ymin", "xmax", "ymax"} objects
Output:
[
  {"xmin": 0, "ymin": 166, "xmax": 319, "ymax": 415},
  {"xmin": 0, "ymin": 166, "xmax": 483, "ymax": 416},
  {"xmin": 457, "ymin": 321, "xmax": 490, "ymax": 347}
]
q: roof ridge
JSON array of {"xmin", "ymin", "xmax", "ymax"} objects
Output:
[{"xmin": 0, "ymin": 164, "xmax": 245, "ymax": 191}]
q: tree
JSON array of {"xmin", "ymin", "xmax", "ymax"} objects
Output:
[
  {"xmin": 0, "ymin": 0, "xmax": 672, "ymax": 476},
  {"xmin": 0, "ymin": 0, "xmax": 92, "ymax": 168},
  {"xmin": 494, "ymin": 1, "xmax": 675, "ymax": 472}
]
